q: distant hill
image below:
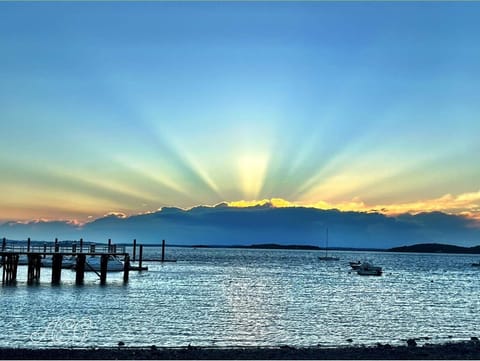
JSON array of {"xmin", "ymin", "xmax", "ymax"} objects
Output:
[
  {"xmin": 205, "ymin": 244, "xmax": 322, "ymax": 250},
  {"xmin": 192, "ymin": 244, "xmax": 385, "ymax": 251},
  {"xmin": 388, "ymin": 243, "xmax": 480, "ymax": 254}
]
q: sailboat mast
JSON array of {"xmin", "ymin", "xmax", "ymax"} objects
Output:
[{"xmin": 325, "ymin": 227, "xmax": 328, "ymax": 257}]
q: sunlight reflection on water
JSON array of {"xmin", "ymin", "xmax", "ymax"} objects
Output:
[{"xmin": 1, "ymin": 247, "xmax": 479, "ymax": 348}]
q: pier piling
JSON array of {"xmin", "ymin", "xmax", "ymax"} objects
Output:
[
  {"xmin": 161, "ymin": 240, "xmax": 165, "ymax": 262},
  {"xmin": 3, "ymin": 254, "xmax": 19, "ymax": 285},
  {"xmin": 27, "ymin": 237, "xmax": 31, "ymax": 252},
  {"xmin": 100, "ymin": 254, "xmax": 109, "ymax": 285},
  {"xmin": 139, "ymin": 245, "xmax": 143, "ymax": 269},
  {"xmin": 1, "ymin": 255, "xmax": 4, "ymax": 283},
  {"xmin": 51, "ymin": 254, "xmax": 63, "ymax": 284},
  {"xmin": 80, "ymin": 238, "xmax": 83, "ymax": 253},
  {"xmin": 27, "ymin": 254, "xmax": 41, "ymax": 284},
  {"xmin": 54, "ymin": 238, "xmax": 59, "ymax": 253},
  {"xmin": 1, "ymin": 237, "xmax": 5, "ymax": 251},
  {"xmin": 123, "ymin": 255, "xmax": 130, "ymax": 283},
  {"xmin": 132, "ymin": 239, "xmax": 137, "ymax": 261},
  {"xmin": 75, "ymin": 254, "xmax": 86, "ymax": 285}
]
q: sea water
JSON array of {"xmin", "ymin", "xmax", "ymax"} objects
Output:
[{"xmin": 1, "ymin": 247, "xmax": 479, "ymax": 348}]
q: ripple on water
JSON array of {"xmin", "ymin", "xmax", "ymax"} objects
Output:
[{"xmin": 1, "ymin": 248, "xmax": 479, "ymax": 348}]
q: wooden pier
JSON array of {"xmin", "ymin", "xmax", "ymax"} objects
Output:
[
  {"xmin": 0, "ymin": 237, "xmax": 142, "ymax": 286},
  {"xmin": 0, "ymin": 237, "xmax": 178, "ymax": 286}
]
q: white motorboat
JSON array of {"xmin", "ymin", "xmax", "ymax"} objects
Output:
[
  {"xmin": 356, "ymin": 262, "xmax": 382, "ymax": 276},
  {"xmin": 17, "ymin": 255, "xmax": 29, "ymax": 265},
  {"xmin": 349, "ymin": 261, "xmax": 362, "ymax": 270},
  {"xmin": 41, "ymin": 256, "xmax": 76, "ymax": 269},
  {"xmin": 83, "ymin": 255, "xmax": 124, "ymax": 272}
]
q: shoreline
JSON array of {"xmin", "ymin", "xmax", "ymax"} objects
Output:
[{"xmin": 1, "ymin": 340, "xmax": 480, "ymax": 359}]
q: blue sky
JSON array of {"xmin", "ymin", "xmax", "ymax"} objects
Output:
[{"xmin": 1, "ymin": 2, "xmax": 479, "ymax": 223}]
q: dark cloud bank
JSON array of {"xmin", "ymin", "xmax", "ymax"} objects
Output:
[{"xmin": 1, "ymin": 204, "xmax": 479, "ymax": 248}]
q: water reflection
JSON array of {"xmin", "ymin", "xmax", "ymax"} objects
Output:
[{"xmin": 1, "ymin": 247, "xmax": 480, "ymax": 348}]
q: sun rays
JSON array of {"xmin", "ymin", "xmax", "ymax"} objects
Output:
[{"xmin": 1, "ymin": 2, "xmax": 480, "ymax": 224}]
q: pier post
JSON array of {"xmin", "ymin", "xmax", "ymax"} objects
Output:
[
  {"xmin": 12, "ymin": 254, "xmax": 18, "ymax": 282},
  {"xmin": 51, "ymin": 254, "xmax": 63, "ymax": 284},
  {"xmin": 27, "ymin": 237, "xmax": 31, "ymax": 252},
  {"xmin": 132, "ymin": 239, "xmax": 137, "ymax": 262},
  {"xmin": 75, "ymin": 254, "xmax": 86, "ymax": 285},
  {"xmin": 113, "ymin": 244, "xmax": 117, "ymax": 254},
  {"xmin": 4, "ymin": 255, "xmax": 11, "ymax": 284},
  {"xmin": 27, "ymin": 254, "xmax": 41, "ymax": 284},
  {"xmin": 139, "ymin": 245, "xmax": 143, "ymax": 269},
  {"xmin": 34, "ymin": 254, "xmax": 41, "ymax": 282},
  {"xmin": 4, "ymin": 254, "xmax": 19, "ymax": 285},
  {"xmin": 100, "ymin": 254, "xmax": 109, "ymax": 285},
  {"xmin": 80, "ymin": 238, "xmax": 83, "ymax": 253},
  {"xmin": 43, "ymin": 242, "xmax": 47, "ymax": 258},
  {"xmin": 108, "ymin": 239, "xmax": 112, "ymax": 252},
  {"xmin": 2, "ymin": 255, "xmax": 5, "ymax": 283},
  {"xmin": 123, "ymin": 254, "xmax": 130, "ymax": 283},
  {"xmin": 161, "ymin": 239, "xmax": 165, "ymax": 262},
  {"xmin": 27, "ymin": 254, "xmax": 35, "ymax": 284},
  {"xmin": 72, "ymin": 242, "xmax": 77, "ymax": 254},
  {"xmin": 2, "ymin": 237, "xmax": 5, "ymax": 251},
  {"xmin": 54, "ymin": 238, "xmax": 59, "ymax": 253},
  {"xmin": 90, "ymin": 244, "xmax": 96, "ymax": 254}
]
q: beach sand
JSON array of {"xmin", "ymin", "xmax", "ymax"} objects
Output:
[{"xmin": 1, "ymin": 340, "xmax": 480, "ymax": 359}]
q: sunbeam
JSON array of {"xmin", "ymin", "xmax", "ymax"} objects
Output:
[
  {"xmin": 1, "ymin": 2, "xmax": 479, "ymax": 223},
  {"xmin": 237, "ymin": 153, "xmax": 270, "ymax": 201}
]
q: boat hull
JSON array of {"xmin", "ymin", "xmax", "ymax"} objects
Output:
[
  {"xmin": 81, "ymin": 256, "xmax": 124, "ymax": 272},
  {"xmin": 318, "ymin": 256, "xmax": 339, "ymax": 261},
  {"xmin": 349, "ymin": 261, "xmax": 361, "ymax": 270},
  {"xmin": 357, "ymin": 269, "xmax": 382, "ymax": 276}
]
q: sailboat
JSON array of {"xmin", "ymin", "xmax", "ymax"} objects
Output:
[{"xmin": 318, "ymin": 228, "xmax": 339, "ymax": 261}]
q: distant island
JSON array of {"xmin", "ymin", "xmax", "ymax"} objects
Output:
[
  {"xmin": 191, "ymin": 244, "xmax": 384, "ymax": 251},
  {"xmin": 388, "ymin": 243, "xmax": 480, "ymax": 254}
]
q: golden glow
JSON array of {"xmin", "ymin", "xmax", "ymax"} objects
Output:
[
  {"xmin": 227, "ymin": 191, "xmax": 480, "ymax": 222},
  {"xmin": 297, "ymin": 149, "xmax": 438, "ymax": 204},
  {"xmin": 376, "ymin": 191, "xmax": 480, "ymax": 217},
  {"xmin": 237, "ymin": 153, "xmax": 270, "ymax": 200},
  {"xmin": 228, "ymin": 198, "xmax": 295, "ymax": 208}
]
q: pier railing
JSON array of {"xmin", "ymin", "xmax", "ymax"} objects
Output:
[
  {"xmin": 1, "ymin": 243, "xmax": 126, "ymax": 254},
  {"xmin": 1, "ymin": 238, "xmax": 126, "ymax": 255}
]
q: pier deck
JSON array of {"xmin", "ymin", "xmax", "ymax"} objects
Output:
[{"xmin": 0, "ymin": 237, "xmax": 134, "ymax": 286}]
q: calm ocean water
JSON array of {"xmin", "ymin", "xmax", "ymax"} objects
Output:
[{"xmin": 1, "ymin": 247, "xmax": 479, "ymax": 348}]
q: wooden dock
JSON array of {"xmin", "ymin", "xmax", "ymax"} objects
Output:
[
  {"xmin": 0, "ymin": 237, "xmax": 148, "ymax": 286},
  {"xmin": 0, "ymin": 237, "xmax": 179, "ymax": 286}
]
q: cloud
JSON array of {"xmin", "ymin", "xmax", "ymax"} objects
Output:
[
  {"xmin": 1, "ymin": 204, "xmax": 479, "ymax": 248},
  {"xmin": 103, "ymin": 212, "xmax": 128, "ymax": 219},
  {"xmin": 372, "ymin": 191, "xmax": 480, "ymax": 221},
  {"xmin": 227, "ymin": 191, "xmax": 480, "ymax": 222}
]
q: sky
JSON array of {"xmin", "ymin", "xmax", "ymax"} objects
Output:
[{"xmin": 1, "ymin": 2, "xmax": 480, "ymax": 224}]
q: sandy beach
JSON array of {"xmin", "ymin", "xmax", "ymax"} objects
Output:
[{"xmin": 1, "ymin": 340, "xmax": 480, "ymax": 359}]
